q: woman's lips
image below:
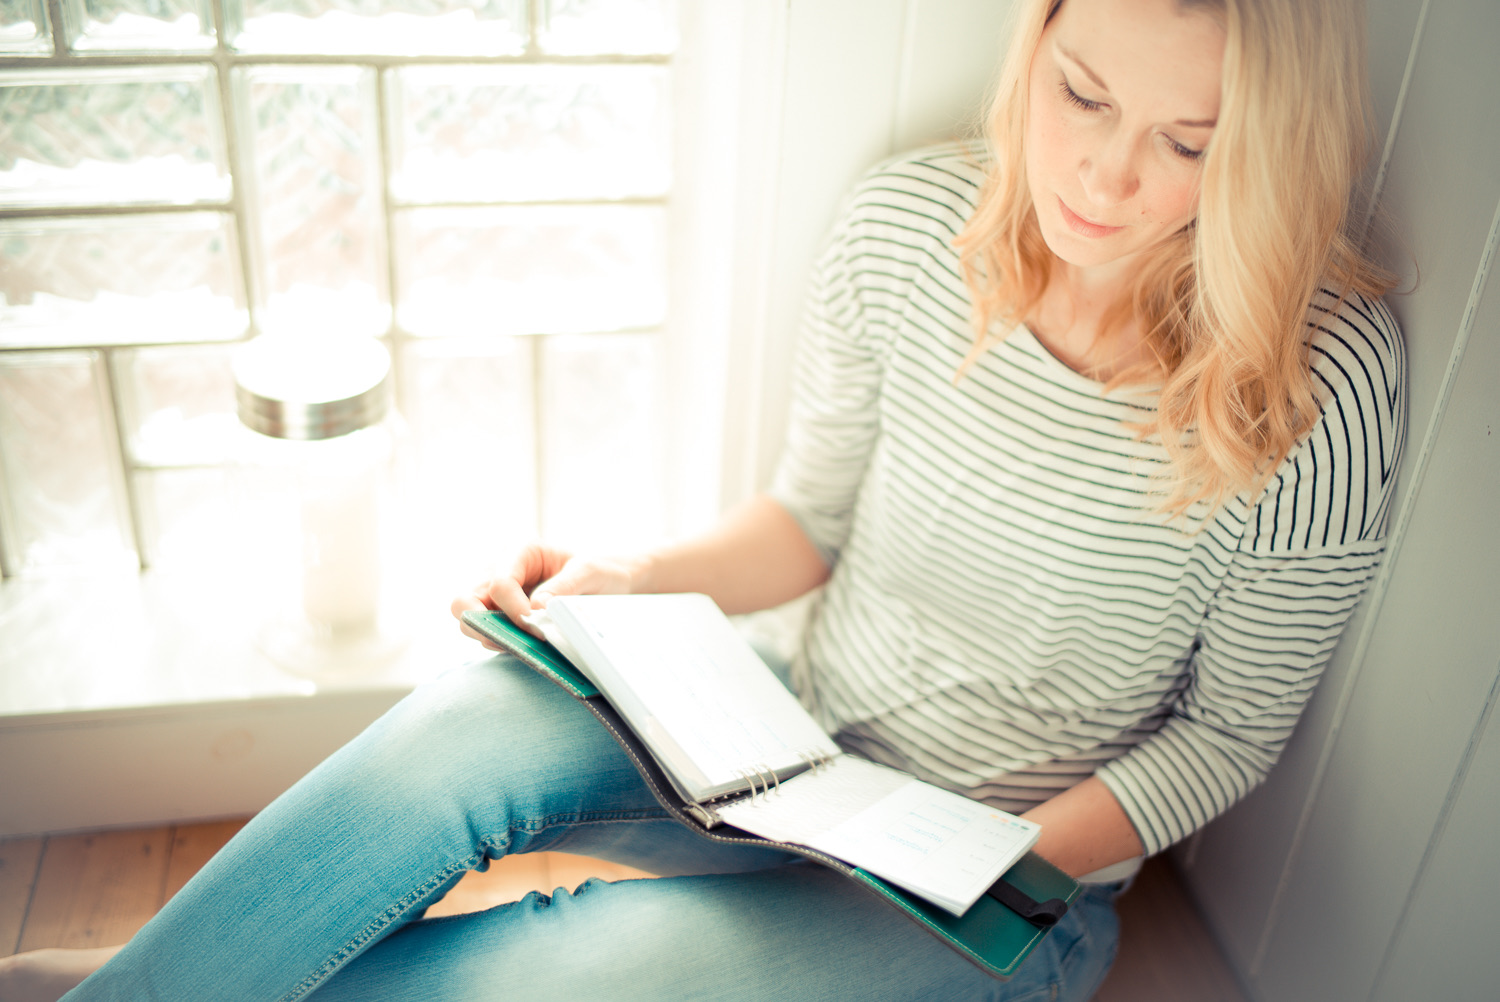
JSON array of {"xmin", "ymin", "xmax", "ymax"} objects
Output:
[{"xmin": 1058, "ymin": 197, "xmax": 1124, "ymax": 238}]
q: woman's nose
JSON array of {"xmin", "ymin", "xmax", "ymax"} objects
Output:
[{"xmin": 1079, "ymin": 127, "xmax": 1140, "ymax": 206}]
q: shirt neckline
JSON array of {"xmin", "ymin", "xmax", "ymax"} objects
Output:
[{"xmin": 1010, "ymin": 323, "xmax": 1163, "ymax": 400}]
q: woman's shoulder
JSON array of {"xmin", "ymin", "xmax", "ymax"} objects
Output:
[
  {"xmin": 1247, "ymin": 289, "xmax": 1407, "ymax": 551},
  {"xmin": 837, "ymin": 140, "xmax": 991, "ymax": 238},
  {"xmin": 1304, "ymin": 287, "xmax": 1406, "ymax": 449}
]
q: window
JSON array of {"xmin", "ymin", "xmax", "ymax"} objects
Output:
[{"xmin": 0, "ymin": 0, "xmax": 678, "ymax": 606}]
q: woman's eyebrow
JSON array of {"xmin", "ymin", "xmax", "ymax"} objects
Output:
[
  {"xmin": 1057, "ymin": 42, "xmax": 1217, "ymax": 128},
  {"xmin": 1057, "ymin": 44, "xmax": 1109, "ymax": 91}
]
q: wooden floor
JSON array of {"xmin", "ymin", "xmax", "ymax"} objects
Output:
[{"xmin": 0, "ymin": 820, "xmax": 1246, "ymax": 1000}]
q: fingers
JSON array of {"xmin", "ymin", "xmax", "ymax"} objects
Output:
[
  {"xmin": 457, "ymin": 619, "xmax": 503, "ymax": 651},
  {"xmin": 530, "ymin": 554, "xmax": 634, "ymax": 607},
  {"xmin": 449, "ymin": 543, "xmax": 577, "ymax": 643},
  {"xmin": 486, "ymin": 560, "xmax": 538, "ymax": 625},
  {"xmin": 451, "ymin": 544, "xmax": 635, "ymax": 649},
  {"xmin": 529, "ymin": 559, "xmax": 594, "ymax": 609},
  {"xmin": 450, "ymin": 591, "xmax": 504, "ymax": 649}
]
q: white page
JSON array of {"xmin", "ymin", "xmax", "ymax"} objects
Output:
[
  {"xmin": 715, "ymin": 753, "xmax": 911, "ymax": 842},
  {"xmin": 719, "ymin": 757, "xmax": 1041, "ymax": 916},
  {"xmin": 546, "ymin": 594, "xmax": 841, "ymax": 801}
]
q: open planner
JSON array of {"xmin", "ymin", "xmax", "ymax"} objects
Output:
[
  {"xmin": 462, "ymin": 595, "xmax": 1080, "ymax": 979},
  {"xmin": 527, "ymin": 593, "xmax": 1040, "ymax": 917}
]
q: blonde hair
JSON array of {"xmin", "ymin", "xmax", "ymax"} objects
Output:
[{"xmin": 953, "ymin": 0, "xmax": 1395, "ymax": 514}]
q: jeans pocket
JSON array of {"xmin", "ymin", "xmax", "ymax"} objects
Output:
[
  {"xmin": 1054, "ymin": 891, "xmax": 1121, "ymax": 1002},
  {"xmin": 998, "ymin": 920, "xmax": 1084, "ymax": 1002}
]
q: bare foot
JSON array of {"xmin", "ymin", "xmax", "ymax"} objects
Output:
[{"xmin": 0, "ymin": 946, "xmax": 122, "ymax": 1002}]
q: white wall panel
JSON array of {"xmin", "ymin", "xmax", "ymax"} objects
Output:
[
  {"xmin": 745, "ymin": 0, "xmax": 908, "ymax": 494},
  {"xmin": 1372, "ymin": 658, "xmax": 1500, "ymax": 1002},
  {"xmin": 1365, "ymin": 0, "xmax": 1427, "ymax": 161},
  {"xmin": 892, "ymin": 0, "xmax": 1014, "ymax": 151}
]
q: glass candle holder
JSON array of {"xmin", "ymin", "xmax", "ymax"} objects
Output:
[{"xmin": 233, "ymin": 333, "xmax": 407, "ymax": 679}]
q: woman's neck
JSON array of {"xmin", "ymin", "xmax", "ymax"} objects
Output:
[{"xmin": 1026, "ymin": 259, "xmax": 1148, "ymax": 382}]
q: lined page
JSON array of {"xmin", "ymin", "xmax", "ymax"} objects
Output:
[
  {"xmin": 715, "ymin": 754, "xmax": 910, "ymax": 842},
  {"xmin": 719, "ymin": 757, "xmax": 1041, "ymax": 916},
  {"xmin": 547, "ymin": 594, "xmax": 841, "ymax": 801}
]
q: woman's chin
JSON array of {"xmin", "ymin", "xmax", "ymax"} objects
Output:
[{"xmin": 1038, "ymin": 227, "xmax": 1133, "ymax": 273}]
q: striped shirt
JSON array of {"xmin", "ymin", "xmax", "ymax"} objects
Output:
[{"xmin": 770, "ymin": 144, "xmax": 1406, "ymax": 857}]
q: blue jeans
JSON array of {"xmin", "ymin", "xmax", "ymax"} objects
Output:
[{"xmin": 65, "ymin": 656, "xmax": 1122, "ymax": 1002}]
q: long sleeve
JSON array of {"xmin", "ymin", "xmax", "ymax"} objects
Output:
[
  {"xmin": 769, "ymin": 152, "xmax": 973, "ymax": 563},
  {"xmin": 1095, "ymin": 290, "xmax": 1407, "ymax": 853}
]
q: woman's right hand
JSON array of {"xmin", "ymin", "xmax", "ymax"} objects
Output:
[{"xmin": 451, "ymin": 542, "xmax": 648, "ymax": 647}]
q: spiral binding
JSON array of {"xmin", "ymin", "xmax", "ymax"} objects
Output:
[
  {"xmin": 732, "ymin": 748, "xmax": 835, "ymax": 806},
  {"xmin": 736, "ymin": 763, "xmax": 782, "ymax": 804},
  {"xmin": 796, "ymin": 747, "xmax": 834, "ymax": 774}
]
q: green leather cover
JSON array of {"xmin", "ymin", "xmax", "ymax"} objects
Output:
[
  {"xmin": 461, "ymin": 608, "xmax": 1080, "ymax": 979},
  {"xmin": 848, "ymin": 853, "xmax": 1079, "ymax": 977},
  {"xmin": 467, "ymin": 609, "xmax": 600, "ymax": 699}
]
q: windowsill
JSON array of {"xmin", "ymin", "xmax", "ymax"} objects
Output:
[{"xmin": 0, "ymin": 563, "xmax": 476, "ymax": 721}]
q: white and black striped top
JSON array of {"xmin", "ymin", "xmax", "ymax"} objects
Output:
[{"xmin": 771, "ymin": 144, "xmax": 1406, "ymax": 857}]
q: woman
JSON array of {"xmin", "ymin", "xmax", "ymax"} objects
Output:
[{"xmin": 3, "ymin": 0, "xmax": 1402, "ymax": 998}]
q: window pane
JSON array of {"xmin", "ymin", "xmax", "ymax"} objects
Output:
[
  {"xmin": 395, "ymin": 204, "xmax": 666, "ymax": 338},
  {"xmin": 134, "ymin": 464, "xmax": 297, "ymax": 573},
  {"xmin": 230, "ymin": 0, "xmax": 526, "ymax": 55},
  {"xmin": 239, "ymin": 66, "xmax": 387, "ymax": 338},
  {"xmin": 136, "ymin": 466, "xmax": 236, "ymax": 570},
  {"xmin": 539, "ymin": 0, "xmax": 675, "ymax": 55},
  {"xmin": 116, "ymin": 343, "xmax": 239, "ymax": 467},
  {"xmin": 0, "ymin": 351, "xmax": 134, "ymax": 573},
  {"xmin": 61, "ymin": 0, "xmax": 214, "ymax": 52},
  {"xmin": 0, "ymin": 0, "xmax": 51, "ymax": 54},
  {"xmin": 389, "ymin": 65, "xmax": 670, "ymax": 203},
  {"xmin": 0, "ymin": 213, "xmax": 247, "ymax": 348},
  {"xmin": 540, "ymin": 332, "xmax": 662, "ymax": 548},
  {"xmin": 0, "ymin": 67, "xmax": 229, "ymax": 209},
  {"xmin": 398, "ymin": 335, "xmax": 536, "ymax": 584}
]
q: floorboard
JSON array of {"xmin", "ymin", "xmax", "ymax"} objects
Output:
[
  {"xmin": 0, "ymin": 838, "xmax": 43, "ymax": 957},
  {"xmin": 18, "ymin": 829, "xmax": 173, "ymax": 952},
  {"xmin": 163, "ymin": 819, "xmax": 249, "ymax": 902}
]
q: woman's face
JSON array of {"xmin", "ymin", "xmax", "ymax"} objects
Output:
[{"xmin": 1025, "ymin": 0, "xmax": 1226, "ymax": 274}]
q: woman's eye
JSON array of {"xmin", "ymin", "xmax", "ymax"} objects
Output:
[
  {"xmin": 1058, "ymin": 79, "xmax": 1102, "ymax": 112},
  {"xmin": 1166, "ymin": 137, "xmax": 1205, "ymax": 162}
]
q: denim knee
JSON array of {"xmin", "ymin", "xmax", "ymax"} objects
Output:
[
  {"xmin": 339, "ymin": 656, "xmax": 662, "ymax": 849},
  {"xmin": 363, "ymin": 657, "xmax": 574, "ymax": 772}
]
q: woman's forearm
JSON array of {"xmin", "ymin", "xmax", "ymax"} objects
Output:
[
  {"xmin": 633, "ymin": 494, "xmax": 831, "ymax": 614},
  {"xmin": 1021, "ymin": 776, "xmax": 1146, "ymax": 878}
]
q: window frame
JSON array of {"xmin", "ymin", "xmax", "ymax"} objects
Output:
[{"xmin": 0, "ymin": 0, "xmax": 679, "ymax": 579}]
